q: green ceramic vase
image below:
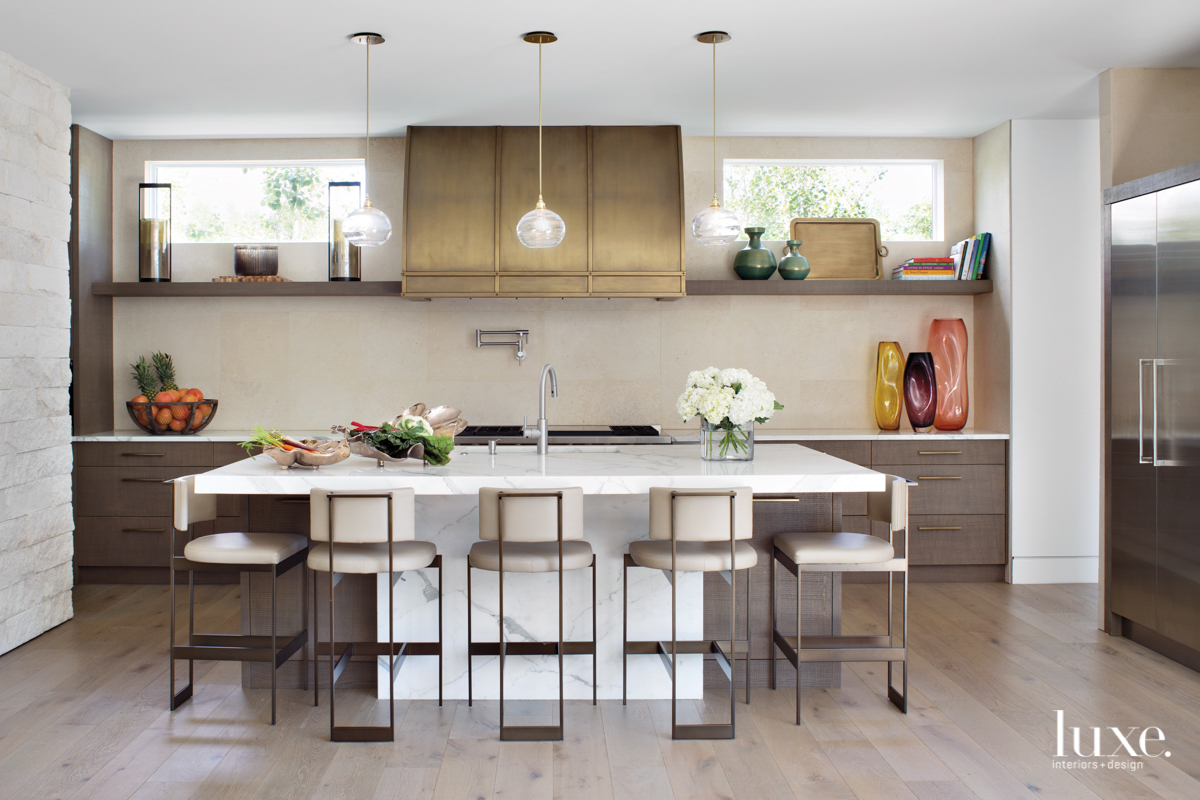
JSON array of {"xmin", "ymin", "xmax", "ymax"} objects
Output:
[
  {"xmin": 733, "ymin": 226, "xmax": 777, "ymax": 280},
  {"xmin": 778, "ymin": 239, "xmax": 810, "ymax": 280}
]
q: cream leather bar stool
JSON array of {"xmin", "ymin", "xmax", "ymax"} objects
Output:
[
  {"xmin": 770, "ymin": 474, "xmax": 911, "ymax": 725},
  {"xmin": 169, "ymin": 476, "xmax": 309, "ymax": 725},
  {"xmin": 622, "ymin": 487, "xmax": 755, "ymax": 740},
  {"xmin": 467, "ymin": 487, "xmax": 596, "ymax": 742},
  {"xmin": 308, "ymin": 488, "xmax": 443, "ymax": 743}
]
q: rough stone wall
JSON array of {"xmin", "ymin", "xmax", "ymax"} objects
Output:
[{"xmin": 0, "ymin": 49, "xmax": 74, "ymax": 654}]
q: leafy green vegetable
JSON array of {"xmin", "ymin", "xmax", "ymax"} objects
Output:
[
  {"xmin": 240, "ymin": 425, "xmax": 286, "ymax": 455},
  {"xmin": 358, "ymin": 422, "xmax": 455, "ymax": 466}
]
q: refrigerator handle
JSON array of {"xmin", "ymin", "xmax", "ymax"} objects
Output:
[
  {"xmin": 1152, "ymin": 359, "xmax": 1159, "ymax": 466},
  {"xmin": 1139, "ymin": 358, "xmax": 1153, "ymax": 464}
]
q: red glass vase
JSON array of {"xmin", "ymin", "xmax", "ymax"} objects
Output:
[
  {"xmin": 903, "ymin": 352, "xmax": 937, "ymax": 432},
  {"xmin": 928, "ymin": 318, "xmax": 968, "ymax": 431}
]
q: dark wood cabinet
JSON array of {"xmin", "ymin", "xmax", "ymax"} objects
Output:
[
  {"xmin": 72, "ymin": 442, "xmax": 243, "ymax": 583},
  {"xmin": 402, "ymin": 125, "xmax": 685, "ymax": 297}
]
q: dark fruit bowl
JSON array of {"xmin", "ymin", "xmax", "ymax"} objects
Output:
[
  {"xmin": 127, "ymin": 400, "xmax": 219, "ymax": 435},
  {"xmin": 734, "ymin": 265, "xmax": 777, "ymax": 280}
]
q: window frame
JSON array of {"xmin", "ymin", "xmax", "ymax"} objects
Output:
[
  {"xmin": 145, "ymin": 158, "xmax": 367, "ymax": 245},
  {"xmin": 722, "ymin": 158, "xmax": 945, "ymax": 243}
]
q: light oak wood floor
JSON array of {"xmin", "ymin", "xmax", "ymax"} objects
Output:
[{"xmin": 1, "ymin": 581, "xmax": 1198, "ymax": 799}]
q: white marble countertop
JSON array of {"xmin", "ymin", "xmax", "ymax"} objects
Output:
[
  {"xmin": 193, "ymin": 444, "xmax": 884, "ymax": 496},
  {"xmin": 75, "ymin": 427, "xmax": 1009, "ymax": 443}
]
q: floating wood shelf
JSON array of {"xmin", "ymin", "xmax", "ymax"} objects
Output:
[
  {"xmin": 91, "ymin": 278, "xmax": 991, "ymax": 298},
  {"xmin": 91, "ymin": 281, "xmax": 405, "ymax": 297},
  {"xmin": 685, "ymin": 279, "xmax": 993, "ymax": 296}
]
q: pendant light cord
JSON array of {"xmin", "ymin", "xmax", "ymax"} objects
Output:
[
  {"xmin": 364, "ymin": 41, "xmax": 371, "ymax": 204},
  {"xmin": 712, "ymin": 40, "xmax": 718, "ymax": 207},
  {"xmin": 537, "ymin": 41, "xmax": 545, "ymax": 208}
]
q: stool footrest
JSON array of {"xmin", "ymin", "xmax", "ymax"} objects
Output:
[
  {"xmin": 772, "ymin": 630, "xmax": 905, "ymax": 663},
  {"xmin": 172, "ymin": 629, "xmax": 306, "ymax": 667},
  {"xmin": 317, "ymin": 641, "xmax": 441, "ymax": 657},
  {"xmin": 501, "ymin": 724, "xmax": 563, "ymax": 742},
  {"xmin": 332, "ymin": 725, "xmax": 393, "ymax": 743},
  {"xmin": 470, "ymin": 641, "xmax": 595, "ymax": 657}
]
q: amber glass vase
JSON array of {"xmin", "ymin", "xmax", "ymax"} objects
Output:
[
  {"xmin": 874, "ymin": 342, "xmax": 905, "ymax": 430},
  {"xmin": 903, "ymin": 352, "xmax": 937, "ymax": 432},
  {"xmin": 928, "ymin": 318, "xmax": 968, "ymax": 430}
]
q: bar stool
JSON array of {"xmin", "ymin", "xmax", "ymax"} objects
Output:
[
  {"xmin": 770, "ymin": 474, "xmax": 911, "ymax": 724},
  {"xmin": 168, "ymin": 476, "xmax": 309, "ymax": 725},
  {"xmin": 466, "ymin": 487, "xmax": 596, "ymax": 742},
  {"xmin": 622, "ymin": 486, "xmax": 755, "ymax": 740},
  {"xmin": 308, "ymin": 487, "xmax": 443, "ymax": 743}
]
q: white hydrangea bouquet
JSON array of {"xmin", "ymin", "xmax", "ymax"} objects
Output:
[{"xmin": 677, "ymin": 367, "xmax": 783, "ymax": 461}]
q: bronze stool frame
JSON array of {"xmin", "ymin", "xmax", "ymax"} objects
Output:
[
  {"xmin": 169, "ymin": 528, "xmax": 309, "ymax": 726},
  {"xmin": 466, "ymin": 490, "xmax": 597, "ymax": 742},
  {"xmin": 769, "ymin": 516, "xmax": 909, "ymax": 725},
  {"xmin": 622, "ymin": 490, "xmax": 751, "ymax": 740},
  {"xmin": 312, "ymin": 491, "xmax": 444, "ymax": 743}
]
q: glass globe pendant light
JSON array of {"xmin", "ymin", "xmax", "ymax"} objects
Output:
[
  {"xmin": 516, "ymin": 32, "xmax": 565, "ymax": 249},
  {"xmin": 691, "ymin": 31, "xmax": 741, "ymax": 246},
  {"xmin": 343, "ymin": 32, "xmax": 392, "ymax": 247}
]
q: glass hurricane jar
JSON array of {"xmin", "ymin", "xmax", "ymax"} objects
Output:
[{"xmin": 701, "ymin": 418, "xmax": 754, "ymax": 461}]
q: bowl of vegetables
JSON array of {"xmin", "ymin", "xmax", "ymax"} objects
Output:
[
  {"xmin": 339, "ymin": 404, "xmax": 465, "ymax": 466},
  {"xmin": 241, "ymin": 427, "xmax": 350, "ymax": 469}
]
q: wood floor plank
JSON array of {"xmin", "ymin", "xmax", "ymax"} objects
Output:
[
  {"xmin": 906, "ymin": 780, "xmax": 979, "ymax": 799},
  {"xmin": 0, "ymin": 723, "xmax": 94, "ymax": 799},
  {"xmin": 430, "ymin": 738, "xmax": 498, "ymax": 800},
  {"xmin": 372, "ymin": 766, "xmax": 438, "ymax": 800},
  {"xmin": 747, "ymin": 694, "xmax": 857, "ymax": 799},
  {"xmin": 648, "ymin": 700, "xmax": 738, "ymax": 800},
  {"xmin": 711, "ymin": 709, "xmax": 797, "ymax": 800},
  {"xmin": 309, "ymin": 741, "xmax": 390, "ymax": 800},
  {"xmin": 493, "ymin": 741, "xmax": 553, "ymax": 800},
  {"xmin": 554, "ymin": 699, "xmax": 614, "ymax": 800}
]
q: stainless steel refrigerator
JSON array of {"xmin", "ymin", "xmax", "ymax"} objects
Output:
[{"xmin": 1108, "ymin": 168, "xmax": 1200, "ymax": 663}]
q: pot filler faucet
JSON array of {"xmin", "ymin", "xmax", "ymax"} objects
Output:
[{"xmin": 536, "ymin": 364, "xmax": 557, "ymax": 455}]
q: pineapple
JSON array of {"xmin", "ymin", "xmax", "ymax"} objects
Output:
[
  {"xmin": 130, "ymin": 356, "xmax": 158, "ymax": 398},
  {"xmin": 152, "ymin": 351, "xmax": 179, "ymax": 393}
]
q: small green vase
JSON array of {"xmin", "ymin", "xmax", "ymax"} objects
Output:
[
  {"xmin": 778, "ymin": 239, "xmax": 810, "ymax": 280},
  {"xmin": 733, "ymin": 226, "xmax": 777, "ymax": 280}
]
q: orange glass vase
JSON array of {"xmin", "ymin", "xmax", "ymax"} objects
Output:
[
  {"xmin": 873, "ymin": 342, "xmax": 905, "ymax": 430},
  {"xmin": 928, "ymin": 318, "xmax": 968, "ymax": 430}
]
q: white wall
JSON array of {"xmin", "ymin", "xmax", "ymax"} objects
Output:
[
  {"xmin": 1009, "ymin": 119, "xmax": 1102, "ymax": 583},
  {"xmin": 0, "ymin": 50, "xmax": 74, "ymax": 653}
]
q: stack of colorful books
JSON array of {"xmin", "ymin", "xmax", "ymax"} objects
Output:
[
  {"xmin": 892, "ymin": 258, "xmax": 956, "ymax": 280},
  {"xmin": 950, "ymin": 233, "xmax": 992, "ymax": 280}
]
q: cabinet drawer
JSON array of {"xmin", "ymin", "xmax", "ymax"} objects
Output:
[
  {"xmin": 74, "ymin": 516, "xmax": 213, "ymax": 566},
  {"xmin": 248, "ymin": 495, "xmax": 312, "ymax": 535},
  {"xmin": 905, "ymin": 515, "xmax": 1006, "ymax": 565},
  {"xmin": 871, "ymin": 440, "xmax": 1005, "ymax": 466},
  {"xmin": 498, "ymin": 275, "xmax": 588, "ymax": 295},
  {"xmin": 74, "ymin": 441, "xmax": 213, "ymax": 467},
  {"xmin": 74, "ymin": 467, "xmax": 200, "ymax": 517},
  {"xmin": 214, "ymin": 443, "xmax": 249, "ymax": 466},
  {"xmin": 891, "ymin": 465, "xmax": 1006, "ymax": 515}
]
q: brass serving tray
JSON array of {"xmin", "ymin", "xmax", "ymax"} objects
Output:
[{"xmin": 788, "ymin": 218, "xmax": 888, "ymax": 280}]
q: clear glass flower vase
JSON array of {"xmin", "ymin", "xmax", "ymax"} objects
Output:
[{"xmin": 700, "ymin": 418, "xmax": 754, "ymax": 461}]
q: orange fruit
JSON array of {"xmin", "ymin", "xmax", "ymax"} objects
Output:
[
  {"xmin": 191, "ymin": 389, "xmax": 204, "ymax": 401},
  {"xmin": 171, "ymin": 402, "xmax": 190, "ymax": 420},
  {"xmin": 199, "ymin": 403, "xmax": 212, "ymax": 418},
  {"xmin": 168, "ymin": 419, "xmax": 187, "ymax": 431},
  {"xmin": 155, "ymin": 408, "xmax": 173, "ymax": 426},
  {"xmin": 189, "ymin": 413, "xmax": 204, "ymax": 430}
]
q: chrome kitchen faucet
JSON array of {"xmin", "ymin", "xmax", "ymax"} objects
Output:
[{"xmin": 536, "ymin": 364, "xmax": 557, "ymax": 455}]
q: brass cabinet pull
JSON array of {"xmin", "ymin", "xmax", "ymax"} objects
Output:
[
  {"xmin": 279, "ymin": 498, "xmax": 310, "ymax": 504},
  {"xmin": 122, "ymin": 452, "xmax": 165, "ymax": 457},
  {"xmin": 122, "ymin": 527, "xmax": 165, "ymax": 533},
  {"xmin": 121, "ymin": 478, "xmax": 168, "ymax": 483},
  {"xmin": 917, "ymin": 476, "xmax": 961, "ymax": 480},
  {"xmin": 918, "ymin": 526, "xmax": 962, "ymax": 531},
  {"xmin": 918, "ymin": 450, "xmax": 961, "ymax": 455}
]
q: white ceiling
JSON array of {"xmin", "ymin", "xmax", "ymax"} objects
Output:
[{"xmin": 4, "ymin": 0, "xmax": 1200, "ymax": 140}]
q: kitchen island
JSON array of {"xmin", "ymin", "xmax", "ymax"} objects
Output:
[{"xmin": 193, "ymin": 443, "xmax": 883, "ymax": 701}]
